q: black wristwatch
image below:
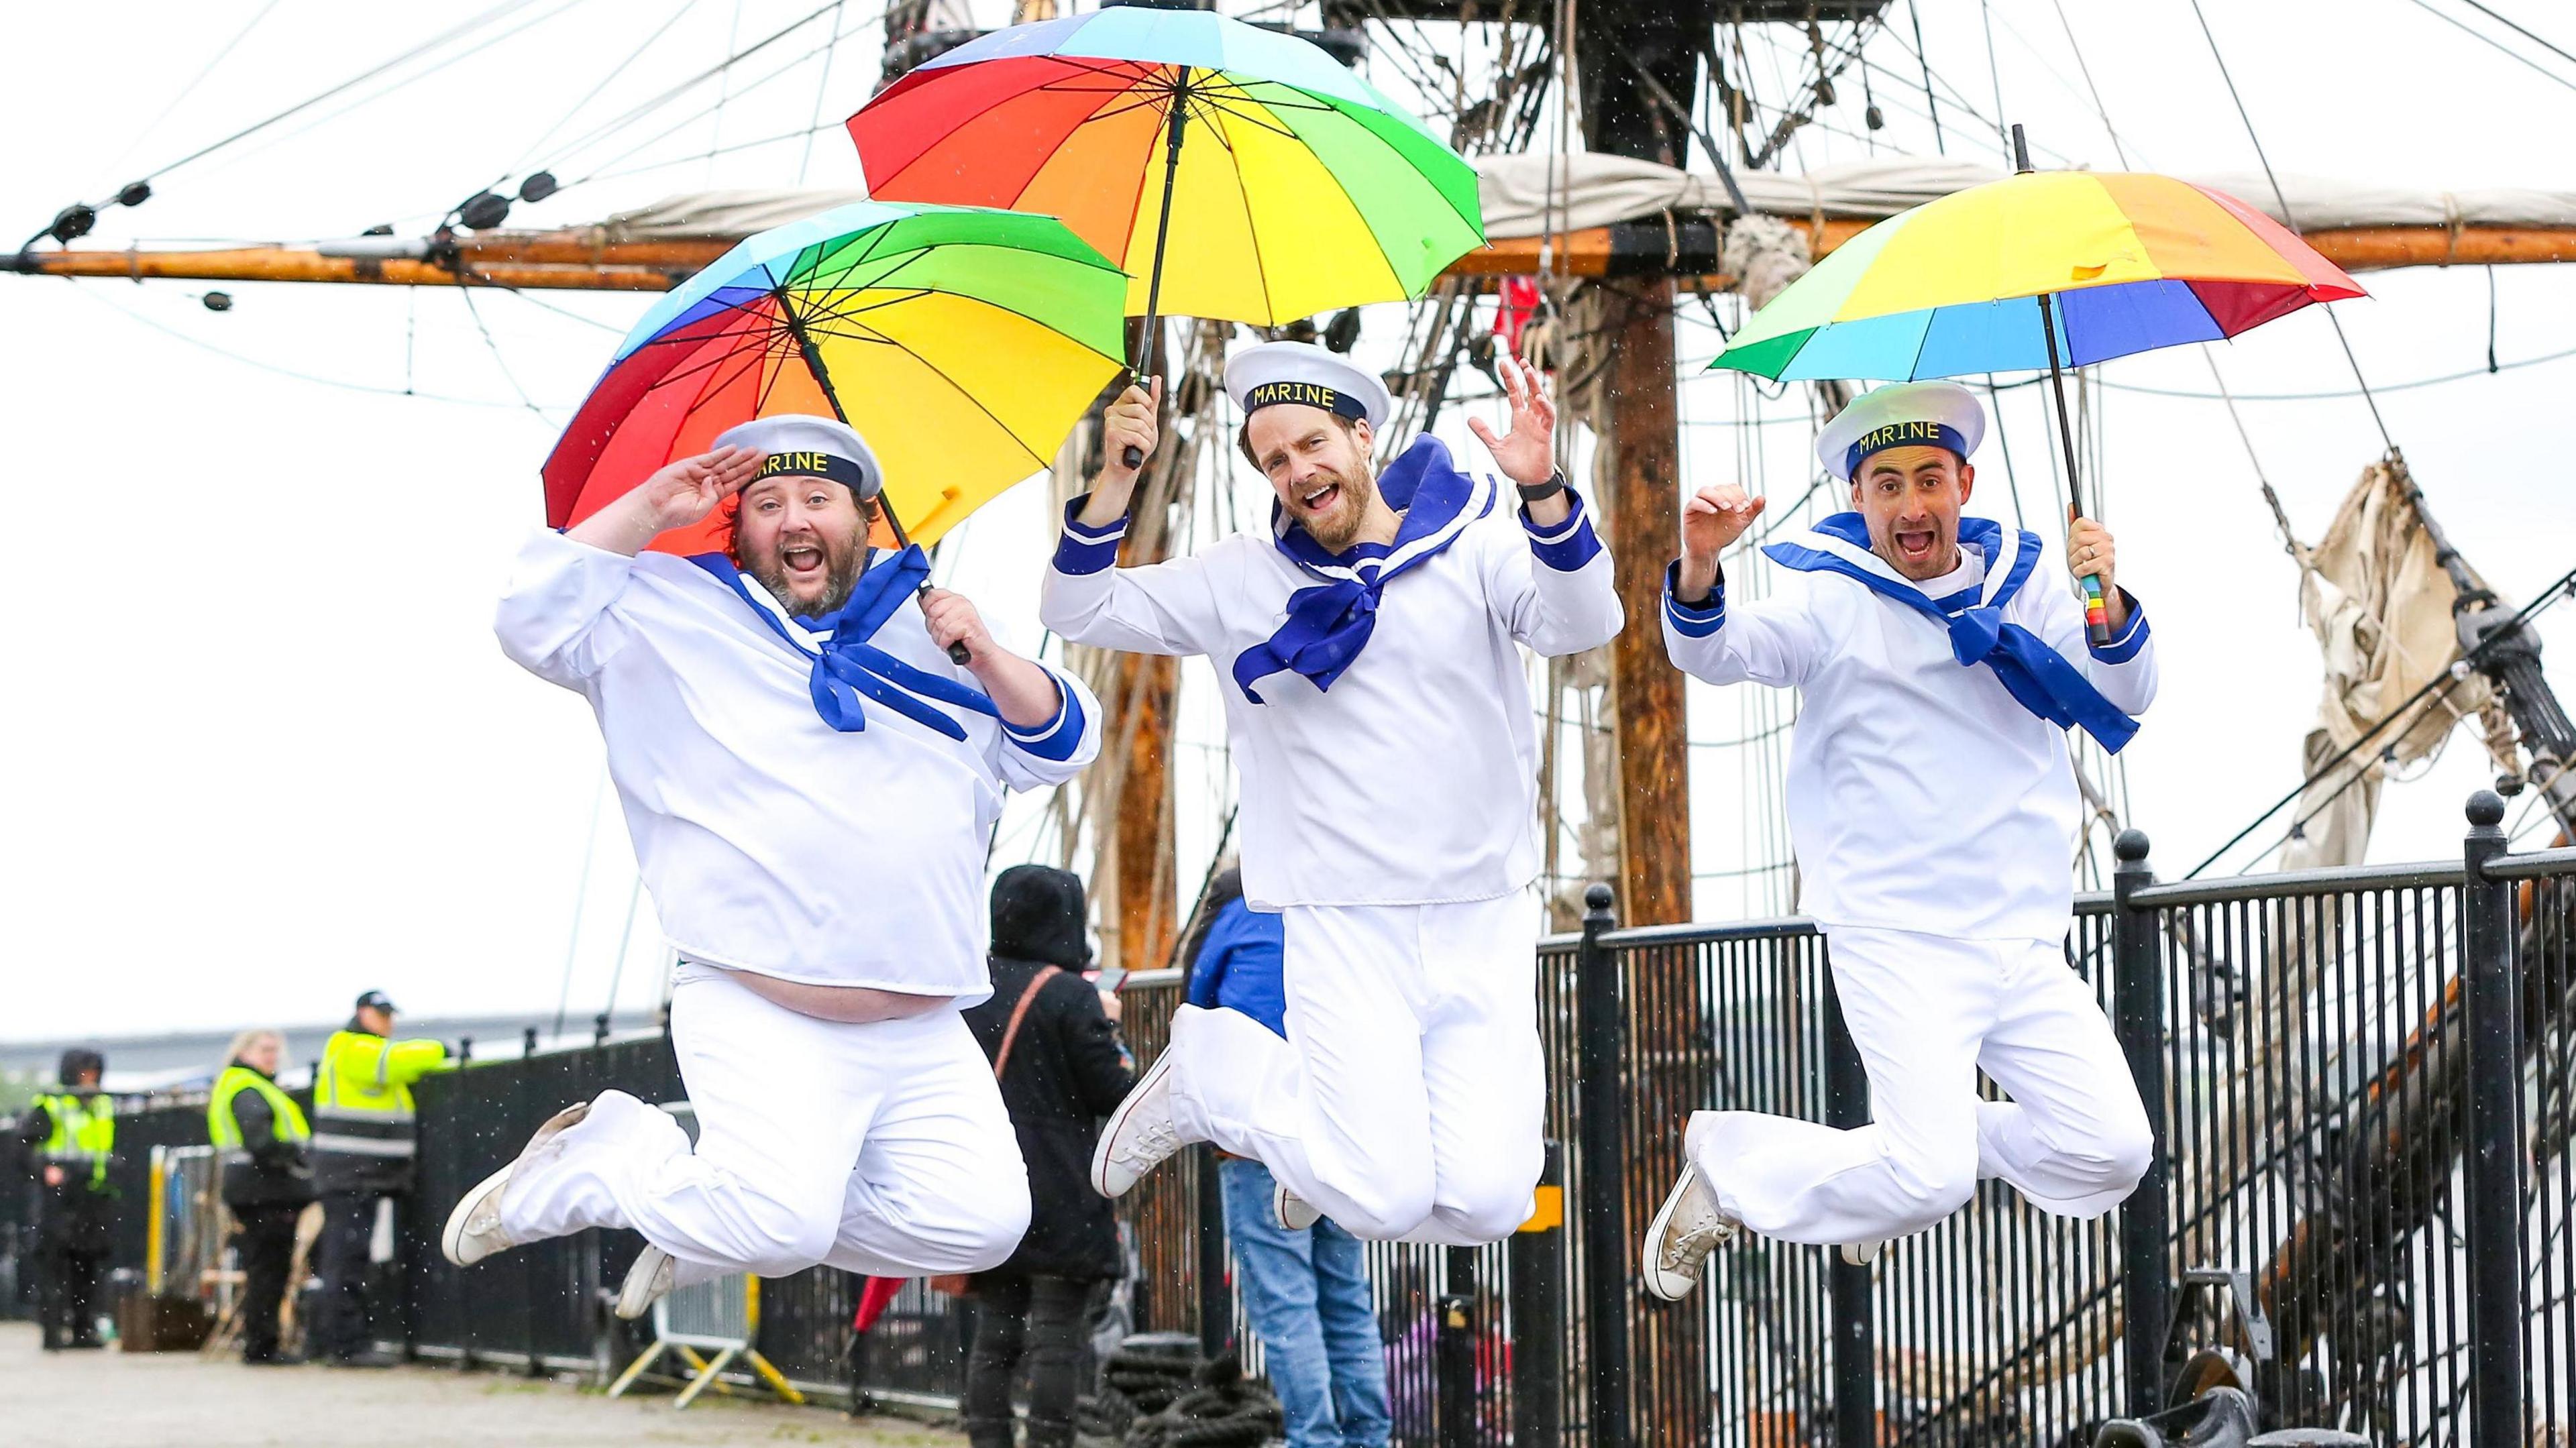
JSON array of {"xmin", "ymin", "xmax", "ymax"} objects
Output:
[{"xmin": 1515, "ymin": 471, "xmax": 1568, "ymax": 504}]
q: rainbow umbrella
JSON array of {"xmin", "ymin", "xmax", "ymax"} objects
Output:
[
  {"xmin": 1713, "ymin": 128, "xmax": 2365, "ymax": 640},
  {"xmin": 545, "ymin": 199, "xmax": 1128, "ymax": 561},
  {"xmin": 846, "ymin": 7, "xmax": 1484, "ymax": 380}
]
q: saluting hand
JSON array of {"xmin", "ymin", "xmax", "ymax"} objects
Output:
[
  {"xmin": 1467, "ymin": 353, "xmax": 1558, "ymax": 490},
  {"xmin": 634, "ymin": 446, "xmax": 765, "ymax": 532}
]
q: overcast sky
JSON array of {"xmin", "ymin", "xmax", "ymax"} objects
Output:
[{"xmin": 5, "ymin": 1, "xmax": 2572, "ymax": 1044}]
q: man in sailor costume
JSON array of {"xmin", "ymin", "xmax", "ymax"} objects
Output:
[
  {"xmin": 1044, "ymin": 345, "xmax": 1621, "ymax": 1244},
  {"xmin": 1642, "ymin": 382, "xmax": 2158, "ymax": 1299},
  {"xmin": 449, "ymin": 415, "xmax": 1101, "ymax": 1318}
]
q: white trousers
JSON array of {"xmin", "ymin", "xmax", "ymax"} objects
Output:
[
  {"xmin": 498, "ymin": 967, "xmax": 1030, "ymax": 1285},
  {"xmin": 1168, "ymin": 891, "xmax": 1545, "ymax": 1245},
  {"xmin": 1688, "ymin": 926, "xmax": 2153, "ymax": 1245}
]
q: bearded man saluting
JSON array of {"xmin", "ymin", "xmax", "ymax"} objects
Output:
[{"xmin": 451, "ymin": 415, "xmax": 1099, "ymax": 1319}]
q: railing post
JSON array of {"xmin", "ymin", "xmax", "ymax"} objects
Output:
[
  {"xmin": 1194, "ymin": 1144, "xmax": 1230, "ymax": 1360},
  {"xmin": 2110, "ymin": 828, "xmax": 2172, "ymax": 1417},
  {"xmin": 1507, "ymin": 1141, "xmax": 1566, "ymax": 1447},
  {"xmin": 1438, "ymin": 1247, "xmax": 1479, "ymax": 1448},
  {"xmin": 2460, "ymin": 789, "xmax": 2526, "ymax": 1448},
  {"xmin": 1820, "ymin": 954, "xmax": 1876, "ymax": 1448},
  {"xmin": 1574, "ymin": 883, "xmax": 1630, "ymax": 1448}
]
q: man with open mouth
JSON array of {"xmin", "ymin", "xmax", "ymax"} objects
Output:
[
  {"xmin": 451, "ymin": 413, "xmax": 1100, "ymax": 1321},
  {"xmin": 1044, "ymin": 341, "xmax": 1621, "ymax": 1248},
  {"xmin": 1641, "ymin": 380, "xmax": 2161, "ymax": 1298}
]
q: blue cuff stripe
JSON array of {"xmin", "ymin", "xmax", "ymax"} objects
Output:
[
  {"xmin": 1003, "ymin": 668, "xmax": 1087, "ymax": 761},
  {"xmin": 2090, "ymin": 592, "xmax": 2150, "ymax": 663},
  {"xmin": 1523, "ymin": 490, "xmax": 1603, "ymax": 571},
  {"xmin": 1054, "ymin": 497, "xmax": 1126, "ymax": 576},
  {"xmin": 1662, "ymin": 561, "xmax": 1726, "ymax": 638}
]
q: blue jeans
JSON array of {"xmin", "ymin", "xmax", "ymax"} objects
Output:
[{"xmin": 1219, "ymin": 1157, "xmax": 1393, "ymax": 1448}]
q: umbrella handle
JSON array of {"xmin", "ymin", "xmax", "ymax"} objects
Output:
[{"xmin": 2078, "ymin": 572, "xmax": 2113, "ymax": 649}]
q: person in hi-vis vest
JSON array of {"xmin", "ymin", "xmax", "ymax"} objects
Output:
[
  {"xmin": 309, "ymin": 989, "xmax": 450, "ymax": 1367},
  {"xmin": 209, "ymin": 1028, "xmax": 314, "ymax": 1364},
  {"xmin": 15, "ymin": 1048, "xmax": 115, "ymax": 1351}
]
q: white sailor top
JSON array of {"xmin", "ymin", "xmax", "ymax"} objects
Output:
[
  {"xmin": 1661, "ymin": 514, "xmax": 2157, "ymax": 942},
  {"xmin": 1040, "ymin": 436, "xmax": 1623, "ymax": 912},
  {"xmin": 496, "ymin": 529, "xmax": 1102, "ymax": 1003}
]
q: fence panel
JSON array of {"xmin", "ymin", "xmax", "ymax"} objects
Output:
[{"xmin": 7, "ymin": 820, "xmax": 2569, "ymax": 1446}]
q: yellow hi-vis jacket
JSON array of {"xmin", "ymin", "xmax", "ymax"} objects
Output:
[
  {"xmin": 33, "ymin": 1091, "xmax": 114, "ymax": 1190},
  {"xmin": 311, "ymin": 1028, "xmax": 449, "ymax": 1194}
]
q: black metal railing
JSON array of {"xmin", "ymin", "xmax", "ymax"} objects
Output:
[{"xmin": 5, "ymin": 792, "xmax": 2565, "ymax": 1448}]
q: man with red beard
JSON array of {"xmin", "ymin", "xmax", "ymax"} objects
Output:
[
  {"xmin": 453, "ymin": 414, "xmax": 1099, "ymax": 1320},
  {"xmin": 1043, "ymin": 343, "xmax": 1621, "ymax": 1246},
  {"xmin": 1640, "ymin": 381, "xmax": 2157, "ymax": 1298}
]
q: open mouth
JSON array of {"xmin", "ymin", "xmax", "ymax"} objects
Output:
[
  {"xmin": 1892, "ymin": 526, "xmax": 1940, "ymax": 565},
  {"xmin": 780, "ymin": 543, "xmax": 826, "ymax": 579},
  {"xmin": 1298, "ymin": 480, "xmax": 1342, "ymax": 517}
]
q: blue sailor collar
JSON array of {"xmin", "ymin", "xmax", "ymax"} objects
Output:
[
  {"xmin": 686, "ymin": 545, "xmax": 999, "ymax": 739},
  {"xmin": 1235, "ymin": 435, "xmax": 1496, "ymax": 702},
  {"xmin": 1760, "ymin": 512, "xmax": 2137, "ymax": 753}
]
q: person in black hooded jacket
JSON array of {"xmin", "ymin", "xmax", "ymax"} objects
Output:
[{"xmin": 958, "ymin": 865, "xmax": 1133, "ymax": 1448}]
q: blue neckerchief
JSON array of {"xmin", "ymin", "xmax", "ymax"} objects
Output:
[
  {"xmin": 1763, "ymin": 514, "xmax": 2140, "ymax": 753},
  {"xmin": 688, "ymin": 545, "xmax": 1000, "ymax": 740},
  {"xmin": 1231, "ymin": 435, "xmax": 1497, "ymax": 704}
]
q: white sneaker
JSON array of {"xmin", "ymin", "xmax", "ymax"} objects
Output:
[
  {"xmin": 616, "ymin": 1246, "xmax": 676, "ymax": 1321},
  {"xmin": 1641, "ymin": 1162, "xmax": 1738, "ymax": 1302},
  {"xmin": 1275, "ymin": 1182, "xmax": 1320, "ymax": 1232},
  {"xmin": 1091, "ymin": 1052, "xmax": 1185, "ymax": 1198},
  {"xmin": 1839, "ymin": 1239, "xmax": 1884, "ymax": 1266},
  {"xmin": 439, "ymin": 1101, "xmax": 591, "ymax": 1268}
]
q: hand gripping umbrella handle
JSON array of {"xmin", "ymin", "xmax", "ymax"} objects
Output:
[{"xmin": 2078, "ymin": 573, "xmax": 2113, "ymax": 649}]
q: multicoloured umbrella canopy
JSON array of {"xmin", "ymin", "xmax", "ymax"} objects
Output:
[
  {"xmin": 846, "ymin": 6, "xmax": 1485, "ymax": 328},
  {"xmin": 544, "ymin": 199, "xmax": 1127, "ymax": 556},
  {"xmin": 1711, "ymin": 170, "xmax": 2367, "ymax": 381}
]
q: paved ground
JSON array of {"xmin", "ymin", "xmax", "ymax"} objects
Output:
[{"xmin": 0, "ymin": 1323, "xmax": 967, "ymax": 1447}]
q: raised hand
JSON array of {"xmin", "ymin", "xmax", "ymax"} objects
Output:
[
  {"xmin": 635, "ymin": 446, "xmax": 765, "ymax": 533},
  {"xmin": 1676, "ymin": 484, "xmax": 1765, "ymax": 605},
  {"xmin": 1683, "ymin": 484, "xmax": 1766, "ymax": 559},
  {"xmin": 1466, "ymin": 353, "xmax": 1558, "ymax": 490},
  {"xmin": 1077, "ymin": 378, "xmax": 1162, "ymax": 530}
]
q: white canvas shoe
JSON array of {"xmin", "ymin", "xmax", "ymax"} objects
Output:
[
  {"xmin": 1091, "ymin": 1052, "xmax": 1185, "ymax": 1198},
  {"xmin": 1641, "ymin": 1162, "xmax": 1739, "ymax": 1302},
  {"xmin": 1839, "ymin": 1239, "xmax": 1884, "ymax": 1266},
  {"xmin": 616, "ymin": 1246, "xmax": 676, "ymax": 1321},
  {"xmin": 439, "ymin": 1101, "xmax": 592, "ymax": 1268},
  {"xmin": 1275, "ymin": 1182, "xmax": 1321, "ymax": 1232}
]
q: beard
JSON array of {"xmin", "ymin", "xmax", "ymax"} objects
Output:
[
  {"xmin": 1293, "ymin": 461, "xmax": 1381, "ymax": 553},
  {"xmin": 736, "ymin": 518, "xmax": 869, "ymax": 619}
]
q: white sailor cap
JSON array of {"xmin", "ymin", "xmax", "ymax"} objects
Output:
[
  {"xmin": 1815, "ymin": 381, "xmax": 1986, "ymax": 483},
  {"xmin": 1224, "ymin": 340, "xmax": 1391, "ymax": 429},
  {"xmin": 711, "ymin": 413, "xmax": 884, "ymax": 500}
]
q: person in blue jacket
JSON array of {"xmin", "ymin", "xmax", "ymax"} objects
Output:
[{"xmin": 1184, "ymin": 867, "xmax": 1391, "ymax": 1448}]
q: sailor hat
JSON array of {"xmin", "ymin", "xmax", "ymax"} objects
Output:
[
  {"xmin": 1815, "ymin": 381, "xmax": 1986, "ymax": 483},
  {"xmin": 712, "ymin": 413, "xmax": 885, "ymax": 500},
  {"xmin": 1225, "ymin": 340, "xmax": 1391, "ymax": 429}
]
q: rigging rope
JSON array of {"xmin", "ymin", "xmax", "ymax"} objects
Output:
[
  {"xmin": 129, "ymin": 0, "xmax": 547, "ymax": 187},
  {"xmin": 2187, "ymin": 0, "xmax": 2398, "ymax": 451},
  {"xmin": 2404, "ymin": 0, "xmax": 2576, "ymax": 94},
  {"xmin": 2184, "ymin": 563, "xmax": 2576, "ymax": 877},
  {"xmin": 109, "ymin": 0, "xmax": 286, "ymax": 175},
  {"xmin": 1904, "ymin": 0, "xmax": 1945, "ymax": 154},
  {"xmin": 2454, "ymin": 0, "xmax": 2576, "ymax": 68}
]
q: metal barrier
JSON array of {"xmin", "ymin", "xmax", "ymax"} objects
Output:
[
  {"xmin": 609, "ymin": 1270, "xmax": 805, "ymax": 1408},
  {"xmin": 7, "ymin": 793, "xmax": 2567, "ymax": 1447},
  {"xmin": 144, "ymin": 1144, "xmax": 225, "ymax": 1302}
]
